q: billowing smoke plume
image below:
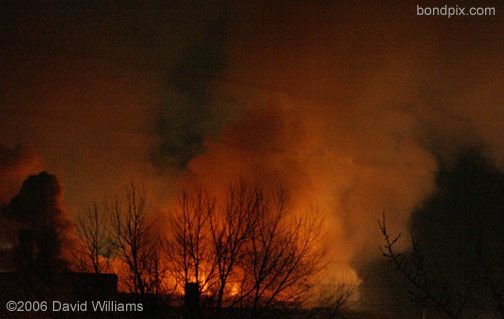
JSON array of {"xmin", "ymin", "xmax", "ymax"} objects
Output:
[
  {"xmin": 1, "ymin": 0, "xmax": 503, "ymax": 297},
  {"xmin": 0, "ymin": 143, "xmax": 42, "ymax": 268},
  {"xmin": 358, "ymin": 150, "xmax": 504, "ymax": 314},
  {"xmin": 0, "ymin": 0, "xmax": 234, "ymax": 211},
  {"xmin": 151, "ymin": 6, "xmax": 230, "ymax": 171},
  {"xmin": 176, "ymin": 1, "xmax": 504, "ymax": 282},
  {"xmin": 2, "ymin": 171, "xmax": 73, "ymax": 270},
  {"xmin": 411, "ymin": 151, "xmax": 504, "ymax": 275},
  {"xmin": 0, "ymin": 144, "xmax": 42, "ymax": 203}
]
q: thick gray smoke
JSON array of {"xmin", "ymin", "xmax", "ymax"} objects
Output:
[
  {"xmin": 0, "ymin": 1, "xmax": 503, "ymax": 306},
  {"xmin": 0, "ymin": 144, "xmax": 42, "ymax": 203},
  {"xmin": 175, "ymin": 0, "xmax": 504, "ymax": 291},
  {"xmin": 1, "ymin": 171, "xmax": 73, "ymax": 270},
  {"xmin": 357, "ymin": 150, "xmax": 504, "ymax": 315},
  {"xmin": 0, "ymin": 0, "xmax": 234, "ymax": 210},
  {"xmin": 151, "ymin": 7, "xmax": 230, "ymax": 171}
]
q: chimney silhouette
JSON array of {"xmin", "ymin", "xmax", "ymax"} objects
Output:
[{"xmin": 184, "ymin": 282, "xmax": 200, "ymax": 319}]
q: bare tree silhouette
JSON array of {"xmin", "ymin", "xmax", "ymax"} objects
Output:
[
  {"xmin": 166, "ymin": 187, "xmax": 217, "ymax": 298},
  {"xmin": 108, "ymin": 183, "xmax": 166, "ymax": 297},
  {"xmin": 75, "ymin": 202, "xmax": 112, "ymax": 274},
  {"xmin": 379, "ymin": 212, "xmax": 504, "ymax": 319},
  {"xmin": 74, "ymin": 181, "xmax": 334, "ymax": 318},
  {"xmin": 166, "ymin": 182, "xmax": 330, "ymax": 318},
  {"xmin": 239, "ymin": 188, "xmax": 327, "ymax": 318},
  {"xmin": 209, "ymin": 182, "xmax": 261, "ymax": 311},
  {"xmin": 308, "ymin": 280, "xmax": 355, "ymax": 319}
]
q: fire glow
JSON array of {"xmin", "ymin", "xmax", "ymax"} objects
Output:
[{"xmin": 0, "ymin": 1, "xmax": 503, "ymax": 317}]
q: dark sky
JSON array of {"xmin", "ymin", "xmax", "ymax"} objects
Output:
[
  {"xmin": 1, "ymin": 0, "xmax": 503, "ymax": 280},
  {"xmin": 0, "ymin": 0, "xmax": 229, "ymax": 209}
]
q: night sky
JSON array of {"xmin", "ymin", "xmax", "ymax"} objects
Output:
[{"xmin": 1, "ymin": 0, "xmax": 503, "ymax": 293}]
